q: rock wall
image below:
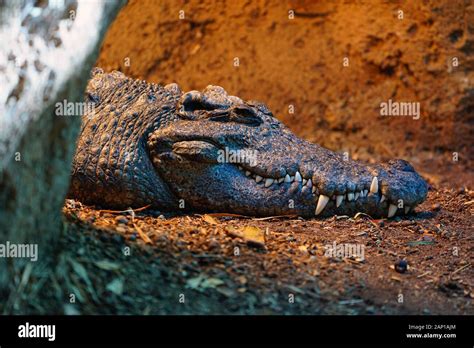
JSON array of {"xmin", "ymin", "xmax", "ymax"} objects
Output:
[{"xmin": 0, "ymin": 0, "xmax": 124, "ymax": 302}]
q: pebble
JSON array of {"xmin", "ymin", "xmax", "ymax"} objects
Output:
[
  {"xmin": 432, "ymin": 203, "xmax": 441, "ymax": 211},
  {"xmin": 115, "ymin": 215, "xmax": 129, "ymax": 224},
  {"xmin": 395, "ymin": 259, "xmax": 408, "ymax": 273},
  {"xmin": 129, "ymin": 233, "xmax": 137, "ymax": 241},
  {"xmin": 116, "ymin": 226, "xmax": 127, "ymax": 234}
]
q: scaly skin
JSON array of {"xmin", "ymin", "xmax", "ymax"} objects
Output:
[{"xmin": 69, "ymin": 69, "xmax": 428, "ymax": 218}]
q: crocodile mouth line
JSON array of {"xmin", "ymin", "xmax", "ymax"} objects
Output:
[{"xmin": 235, "ymin": 165, "xmax": 413, "ymax": 218}]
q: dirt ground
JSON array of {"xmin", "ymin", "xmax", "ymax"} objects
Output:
[
  {"xmin": 10, "ymin": 186, "xmax": 470, "ymax": 315},
  {"xmin": 9, "ymin": 1, "xmax": 471, "ymax": 315}
]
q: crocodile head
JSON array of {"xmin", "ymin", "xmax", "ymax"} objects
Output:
[{"xmin": 148, "ymin": 85, "xmax": 428, "ymax": 218}]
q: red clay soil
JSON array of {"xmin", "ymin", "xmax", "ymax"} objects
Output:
[
  {"xmin": 12, "ymin": 0, "xmax": 470, "ymax": 315},
  {"xmin": 51, "ymin": 185, "xmax": 472, "ymax": 315}
]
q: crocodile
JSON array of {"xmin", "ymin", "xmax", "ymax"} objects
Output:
[{"xmin": 68, "ymin": 68, "xmax": 428, "ymax": 218}]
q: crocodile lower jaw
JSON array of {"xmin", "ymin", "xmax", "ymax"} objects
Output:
[{"xmin": 238, "ymin": 166, "xmax": 413, "ymax": 218}]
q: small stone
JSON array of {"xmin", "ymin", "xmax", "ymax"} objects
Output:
[
  {"xmin": 116, "ymin": 226, "xmax": 127, "ymax": 234},
  {"xmin": 115, "ymin": 215, "xmax": 129, "ymax": 224},
  {"xmin": 395, "ymin": 259, "xmax": 408, "ymax": 273},
  {"xmin": 129, "ymin": 233, "xmax": 137, "ymax": 241},
  {"xmin": 432, "ymin": 203, "xmax": 441, "ymax": 211}
]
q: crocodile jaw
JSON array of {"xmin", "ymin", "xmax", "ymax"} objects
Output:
[{"xmin": 148, "ymin": 121, "xmax": 428, "ymax": 219}]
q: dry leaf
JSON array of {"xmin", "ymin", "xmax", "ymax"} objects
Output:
[
  {"xmin": 94, "ymin": 260, "xmax": 121, "ymax": 271},
  {"xmin": 202, "ymin": 214, "xmax": 219, "ymax": 225},
  {"xmin": 226, "ymin": 226, "xmax": 265, "ymax": 247},
  {"xmin": 186, "ymin": 275, "xmax": 224, "ymax": 290},
  {"xmin": 106, "ymin": 278, "xmax": 124, "ymax": 295},
  {"xmin": 298, "ymin": 245, "xmax": 308, "ymax": 252}
]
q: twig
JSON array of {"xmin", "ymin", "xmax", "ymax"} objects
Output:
[
  {"xmin": 133, "ymin": 223, "xmax": 153, "ymax": 244},
  {"xmin": 254, "ymin": 214, "xmax": 298, "ymax": 221},
  {"xmin": 97, "ymin": 204, "xmax": 151, "ymax": 214},
  {"xmin": 417, "ymin": 271, "xmax": 431, "ymax": 278},
  {"xmin": 451, "ymin": 263, "xmax": 471, "ymax": 276}
]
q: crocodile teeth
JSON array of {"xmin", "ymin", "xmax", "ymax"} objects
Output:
[
  {"xmin": 307, "ymin": 179, "xmax": 312, "ymax": 188},
  {"xmin": 295, "ymin": 171, "xmax": 302, "ymax": 182},
  {"xmin": 360, "ymin": 190, "xmax": 365, "ymax": 197},
  {"xmin": 290, "ymin": 176, "xmax": 295, "ymax": 182},
  {"xmin": 245, "ymin": 171, "xmax": 251, "ymax": 176},
  {"xmin": 404, "ymin": 206, "xmax": 410, "ymax": 214},
  {"xmin": 302, "ymin": 179, "xmax": 307, "ymax": 186},
  {"xmin": 315, "ymin": 195, "xmax": 330, "ymax": 215},
  {"xmin": 354, "ymin": 192, "xmax": 360, "ymax": 201},
  {"xmin": 255, "ymin": 175, "xmax": 263, "ymax": 183},
  {"xmin": 238, "ymin": 166, "xmax": 243, "ymax": 171},
  {"xmin": 380, "ymin": 195, "xmax": 386, "ymax": 203},
  {"xmin": 370, "ymin": 176, "xmax": 378, "ymax": 194},
  {"xmin": 284, "ymin": 174, "xmax": 291, "ymax": 183},
  {"xmin": 312, "ymin": 186, "xmax": 317, "ymax": 193},
  {"xmin": 265, "ymin": 178, "xmax": 274, "ymax": 187},
  {"xmin": 336, "ymin": 195, "xmax": 344, "ymax": 207},
  {"xmin": 278, "ymin": 177, "xmax": 285, "ymax": 183},
  {"xmin": 388, "ymin": 204, "xmax": 398, "ymax": 218},
  {"xmin": 347, "ymin": 192, "xmax": 354, "ymax": 201},
  {"xmin": 363, "ymin": 189, "xmax": 368, "ymax": 197}
]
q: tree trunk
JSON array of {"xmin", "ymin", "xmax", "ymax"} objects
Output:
[{"xmin": 0, "ymin": 0, "xmax": 125, "ymax": 309}]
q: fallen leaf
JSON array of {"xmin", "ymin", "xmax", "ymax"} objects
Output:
[
  {"xmin": 298, "ymin": 245, "xmax": 308, "ymax": 252},
  {"xmin": 226, "ymin": 226, "xmax": 265, "ymax": 247},
  {"xmin": 202, "ymin": 214, "xmax": 219, "ymax": 225},
  {"xmin": 69, "ymin": 260, "xmax": 92, "ymax": 286},
  {"xmin": 94, "ymin": 260, "xmax": 121, "ymax": 271},
  {"xmin": 202, "ymin": 278, "xmax": 224, "ymax": 288},
  {"xmin": 106, "ymin": 278, "xmax": 124, "ymax": 295},
  {"xmin": 186, "ymin": 275, "xmax": 204, "ymax": 290},
  {"xmin": 186, "ymin": 275, "xmax": 224, "ymax": 290}
]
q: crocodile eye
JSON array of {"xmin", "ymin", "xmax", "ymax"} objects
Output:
[
  {"xmin": 230, "ymin": 105, "xmax": 262, "ymax": 126},
  {"xmin": 182, "ymin": 96, "xmax": 215, "ymax": 112}
]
